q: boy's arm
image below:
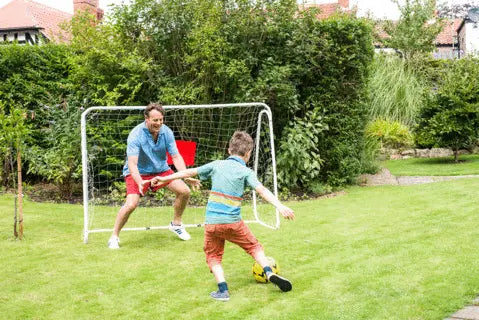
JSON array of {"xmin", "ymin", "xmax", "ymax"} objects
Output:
[
  {"xmin": 150, "ymin": 168, "xmax": 199, "ymax": 186},
  {"xmin": 255, "ymin": 184, "xmax": 295, "ymax": 220},
  {"xmin": 170, "ymin": 154, "xmax": 201, "ymax": 188}
]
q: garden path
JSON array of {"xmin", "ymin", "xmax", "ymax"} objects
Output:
[{"xmin": 360, "ymin": 168, "xmax": 479, "ymax": 186}]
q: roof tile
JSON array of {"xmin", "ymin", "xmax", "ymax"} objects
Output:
[{"xmin": 0, "ymin": 0, "xmax": 73, "ymax": 42}]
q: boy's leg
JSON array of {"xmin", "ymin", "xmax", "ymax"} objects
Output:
[
  {"xmin": 204, "ymin": 225, "xmax": 230, "ymax": 301},
  {"xmin": 252, "ymin": 250, "xmax": 292, "ymax": 292},
  {"xmin": 227, "ymin": 221, "xmax": 293, "ymax": 292},
  {"xmin": 209, "ymin": 263, "xmax": 230, "ymax": 301},
  {"xmin": 211, "ymin": 264, "xmax": 226, "ymax": 283}
]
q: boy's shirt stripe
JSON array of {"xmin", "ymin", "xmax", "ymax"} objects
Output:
[
  {"xmin": 206, "ymin": 202, "xmax": 241, "ymax": 217},
  {"xmin": 208, "ymin": 193, "xmax": 242, "ymax": 207},
  {"xmin": 210, "ymin": 191, "xmax": 243, "ymax": 201}
]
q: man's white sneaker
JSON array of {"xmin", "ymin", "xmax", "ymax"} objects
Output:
[
  {"xmin": 108, "ymin": 237, "xmax": 120, "ymax": 249},
  {"xmin": 168, "ymin": 222, "xmax": 191, "ymax": 241}
]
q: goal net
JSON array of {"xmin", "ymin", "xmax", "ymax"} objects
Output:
[{"xmin": 81, "ymin": 103, "xmax": 279, "ymax": 243}]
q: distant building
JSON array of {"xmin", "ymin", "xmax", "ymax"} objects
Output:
[
  {"xmin": 0, "ymin": 0, "xmax": 103, "ymax": 45},
  {"xmin": 434, "ymin": 19, "xmax": 462, "ymax": 59},
  {"xmin": 457, "ymin": 18, "xmax": 479, "ymax": 57}
]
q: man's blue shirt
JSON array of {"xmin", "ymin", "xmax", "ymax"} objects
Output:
[
  {"xmin": 197, "ymin": 156, "xmax": 260, "ymax": 224},
  {"xmin": 122, "ymin": 122, "xmax": 178, "ymax": 176}
]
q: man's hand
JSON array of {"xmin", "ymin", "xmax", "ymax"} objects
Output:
[
  {"xmin": 278, "ymin": 205, "xmax": 295, "ymax": 220},
  {"xmin": 138, "ymin": 179, "xmax": 149, "ymax": 196},
  {"xmin": 184, "ymin": 178, "xmax": 201, "ymax": 191}
]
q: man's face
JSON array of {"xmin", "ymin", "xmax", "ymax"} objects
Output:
[{"xmin": 145, "ymin": 109, "xmax": 164, "ymax": 135}]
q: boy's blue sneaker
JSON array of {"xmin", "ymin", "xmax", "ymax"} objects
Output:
[
  {"xmin": 210, "ymin": 290, "xmax": 230, "ymax": 301},
  {"xmin": 269, "ymin": 274, "xmax": 292, "ymax": 292}
]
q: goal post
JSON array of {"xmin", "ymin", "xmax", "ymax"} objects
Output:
[{"xmin": 81, "ymin": 103, "xmax": 279, "ymax": 244}]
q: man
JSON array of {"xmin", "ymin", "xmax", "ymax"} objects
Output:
[{"xmin": 107, "ymin": 102, "xmax": 200, "ymax": 249}]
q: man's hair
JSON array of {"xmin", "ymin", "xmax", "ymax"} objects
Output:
[
  {"xmin": 144, "ymin": 102, "xmax": 165, "ymax": 118},
  {"xmin": 229, "ymin": 131, "xmax": 254, "ymax": 156}
]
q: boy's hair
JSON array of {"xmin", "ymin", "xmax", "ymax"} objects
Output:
[
  {"xmin": 144, "ymin": 102, "xmax": 165, "ymax": 118},
  {"xmin": 229, "ymin": 131, "xmax": 254, "ymax": 156}
]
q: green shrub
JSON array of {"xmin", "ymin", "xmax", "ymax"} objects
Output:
[
  {"xmin": 276, "ymin": 110, "xmax": 326, "ymax": 188},
  {"xmin": 306, "ymin": 181, "xmax": 332, "ymax": 196},
  {"xmin": 25, "ymin": 103, "xmax": 82, "ymax": 199},
  {"xmin": 415, "ymin": 57, "xmax": 479, "ymax": 162},
  {"xmin": 366, "ymin": 118, "xmax": 414, "ymax": 149}
]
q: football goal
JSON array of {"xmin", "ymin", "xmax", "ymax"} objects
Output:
[{"xmin": 81, "ymin": 103, "xmax": 279, "ymax": 243}]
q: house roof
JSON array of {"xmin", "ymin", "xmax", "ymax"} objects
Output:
[
  {"xmin": 0, "ymin": 0, "xmax": 73, "ymax": 42},
  {"xmin": 299, "ymin": 3, "xmax": 349, "ymax": 20},
  {"xmin": 435, "ymin": 18, "xmax": 462, "ymax": 45}
]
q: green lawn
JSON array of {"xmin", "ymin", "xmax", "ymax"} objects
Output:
[
  {"xmin": 1, "ymin": 178, "xmax": 479, "ymax": 319},
  {"xmin": 383, "ymin": 154, "xmax": 479, "ymax": 176}
]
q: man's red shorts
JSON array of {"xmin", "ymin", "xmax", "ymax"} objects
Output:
[
  {"xmin": 203, "ymin": 220, "xmax": 263, "ymax": 270},
  {"xmin": 125, "ymin": 169, "xmax": 174, "ymax": 195}
]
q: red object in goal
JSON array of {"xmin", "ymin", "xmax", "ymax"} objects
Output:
[{"xmin": 167, "ymin": 140, "xmax": 197, "ymax": 166}]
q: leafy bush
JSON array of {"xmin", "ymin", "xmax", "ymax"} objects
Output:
[
  {"xmin": 25, "ymin": 103, "xmax": 82, "ymax": 199},
  {"xmin": 276, "ymin": 110, "xmax": 326, "ymax": 187},
  {"xmin": 415, "ymin": 57, "xmax": 479, "ymax": 162},
  {"xmin": 366, "ymin": 118, "xmax": 414, "ymax": 149},
  {"xmin": 292, "ymin": 15, "xmax": 375, "ymax": 187},
  {"xmin": 306, "ymin": 181, "xmax": 332, "ymax": 196}
]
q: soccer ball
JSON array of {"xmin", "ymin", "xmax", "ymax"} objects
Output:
[{"xmin": 252, "ymin": 256, "xmax": 280, "ymax": 283}]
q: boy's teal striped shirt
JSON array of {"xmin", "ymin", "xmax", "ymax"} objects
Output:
[{"xmin": 197, "ymin": 156, "xmax": 260, "ymax": 225}]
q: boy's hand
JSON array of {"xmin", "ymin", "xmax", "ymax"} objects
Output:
[
  {"xmin": 279, "ymin": 205, "xmax": 295, "ymax": 220},
  {"xmin": 150, "ymin": 176, "xmax": 165, "ymax": 187},
  {"xmin": 184, "ymin": 178, "xmax": 201, "ymax": 191}
]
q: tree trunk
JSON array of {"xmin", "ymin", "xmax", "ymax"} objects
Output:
[
  {"xmin": 454, "ymin": 148, "xmax": 458, "ymax": 163},
  {"xmin": 17, "ymin": 147, "xmax": 23, "ymax": 240}
]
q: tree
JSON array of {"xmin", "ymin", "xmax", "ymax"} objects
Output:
[
  {"xmin": 415, "ymin": 58, "xmax": 479, "ymax": 162},
  {"xmin": 382, "ymin": 0, "xmax": 444, "ymax": 60},
  {"xmin": 0, "ymin": 104, "xmax": 31, "ymax": 239}
]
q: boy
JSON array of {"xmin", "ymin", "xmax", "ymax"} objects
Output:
[{"xmin": 151, "ymin": 131, "xmax": 295, "ymax": 301}]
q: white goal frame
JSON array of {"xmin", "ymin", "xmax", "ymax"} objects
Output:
[{"xmin": 81, "ymin": 103, "xmax": 279, "ymax": 243}]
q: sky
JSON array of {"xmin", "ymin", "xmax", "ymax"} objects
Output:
[{"xmin": 0, "ymin": 0, "xmax": 476, "ymax": 19}]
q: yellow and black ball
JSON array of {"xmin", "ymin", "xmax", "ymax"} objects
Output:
[{"xmin": 252, "ymin": 257, "xmax": 280, "ymax": 283}]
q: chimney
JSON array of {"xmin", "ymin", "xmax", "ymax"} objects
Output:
[
  {"xmin": 73, "ymin": 0, "xmax": 104, "ymax": 20},
  {"xmin": 338, "ymin": 0, "xmax": 349, "ymax": 9}
]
